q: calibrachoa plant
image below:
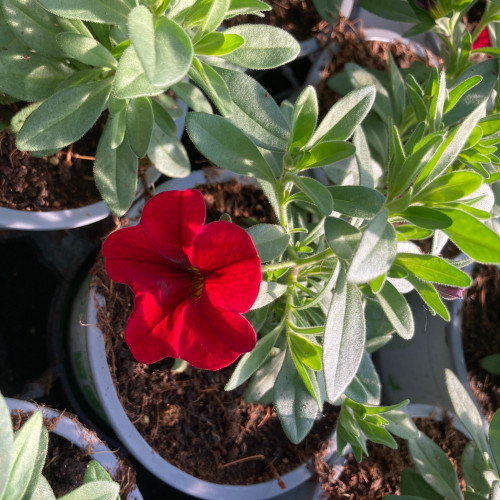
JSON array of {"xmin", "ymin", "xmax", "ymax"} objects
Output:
[{"xmin": 103, "ymin": 189, "xmax": 261, "ymax": 369}]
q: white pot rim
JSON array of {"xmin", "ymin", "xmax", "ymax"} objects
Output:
[
  {"xmin": 0, "ymin": 101, "xmax": 187, "ymax": 231},
  {"xmin": 5, "ymin": 398, "xmax": 143, "ymax": 500},
  {"xmin": 84, "ymin": 170, "xmax": 340, "ymax": 499}
]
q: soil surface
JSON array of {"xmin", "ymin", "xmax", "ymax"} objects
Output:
[
  {"xmin": 91, "ymin": 174, "xmax": 340, "ymax": 487},
  {"xmin": 318, "ymin": 413, "xmax": 468, "ymax": 499},
  {"xmin": 226, "ymin": 0, "xmax": 326, "ymax": 41},
  {"xmin": 462, "ymin": 264, "xmax": 500, "ymax": 422},
  {"xmin": 10, "ymin": 409, "xmax": 136, "ymax": 498},
  {"xmin": 0, "ymin": 125, "xmax": 102, "ymax": 211}
]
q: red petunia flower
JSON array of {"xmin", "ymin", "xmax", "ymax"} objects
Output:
[
  {"xmin": 472, "ymin": 27, "xmax": 491, "ymax": 50},
  {"xmin": 102, "ymin": 189, "xmax": 262, "ymax": 370}
]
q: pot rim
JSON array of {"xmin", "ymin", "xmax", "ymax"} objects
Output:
[
  {"xmin": 83, "ymin": 169, "xmax": 341, "ymax": 499},
  {"xmin": 5, "ymin": 398, "xmax": 143, "ymax": 500},
  {"xmin": 0, "ymin": 101, "xmax": 187, "ymax": 231}
]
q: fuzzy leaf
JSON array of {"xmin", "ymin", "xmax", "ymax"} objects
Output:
[
  {"xmin": 0, "ymin": 394, "xmax": 13, "ymax": 499},
  {"xmin": 37, "ymin": 0, "xmax": 131, "ymax": 24},
  {"xmin": 56, "ymin": 33, "xmax": 116, "ymax": 68},
  {"xmin": 246, "ymin": 224, "xmax": 289, "ymax": 262},
  {"xmin": 126, "ymin": 97, "xmax": 154, "ymax": 157},
  {"xmin": 375, "ymin": 280, "xmax": 414, "ymax": 339},
  {"xmin": 328, "ymin": 186, "xmax": 385, "ymax": 219}
]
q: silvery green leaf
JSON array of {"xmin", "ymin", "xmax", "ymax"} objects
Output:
[
  {"xmin": 222, "ymin": 24, "xmax": 300, "ymax": 69},
  {"xmin": 186, "ymin": 112, "xmax": 277, "ymax": 185},
  {"xmin": 347, "ymin": 210, "xmax": 397, "ymax": 284},
  {"xmin": 324, "ymin": 217, "xmax": 361, "ymax": 260},
  {"xmin": 151, "ymin": 100, "xmax": 177, "ymax": 137},
  {"xmin": 59, "ymin": 480, "xmax": 119, "ymax": 500},
  {"xmin": 400, "ymin": 468, "xmax": 444, "ymax": 500},
  {"xmin": 31, "ymin": 474, "xmax": 56, "ymax": 500},
  {"xmin": 490, "ymin": 410, "xmax": 500, "ymax": 472},
  {"xmin": 245, "ymin": 348, "xmax": 285, "ymax": 403},
  {"xmin": 289, "ymin": 85, "xmax": 318, "ymax": 150},
  {"xmin": 293, "ymin": 175, "xmax": 333, "ymax": 216},
  {"xmin": 308, "ymin": 85, "xmax": 375, "ymax": 146},
  {"xmin": 384, "ymin": 410, "xmax": 419, "ymax": 440},
  {"xmin": 0, "ymin": 52, "xmax": 74, "ymax": 101},
  {"xmin": 246, "ymin": 224, "xmax": 289, "ymax": 262},
  {"xmin": 147, "ymin": 124, "xmax": 190, "ymax": 178},
  {"xmin": 445, "ymin": 369, "xmax": 489, "ymax": 458},
  {"xmin": 323, "ymin": 265, "xmax": 365, "ymax": 403},
  {"xmin": 110, "ymin": 108, "xmax": 126, "ymax": 149},
  {"xmin": 275, "ymin": 348, "xmax": 318, "ymax": 444},
  {"xmin": 83, "ymin": 460, "xmax": 114, "ymax": 484},
  {"xmin": 94, "ymin": 119, "xmax": 138, "ymax": 217},
  {"xmin": 17, "ymin": 78, "xmax": 112, "ymax": 152},
  {"xmin": 171, "ymin": 80, "xmax": 212, "ymax": 113},
  {"xmin": 194, "ymin": 32, "xmax": 244, "ymax": 56},
  {"xmin": 129, "ymin": 7, "xmax": 192, "ymax": 88},
  {"xmin": 353, "ymin": 126, "xmax": 375, "ymax": 189},
  {"xmin": 375, "ymin": 280, "xmax": 414, "ymax": 339},
  {"xmin": 250, "ymin": 281, "xmax": 287, "ymax": 310},
  {"xmin": 56, "ymin": 33, "xmax": 116, "ymax": 68},
  {"xmin": 344, "ymin": 352, "xmax": 381, "ymax": 405},
  {"xmin": 55, "ymin": 16, "xmax": 92, "ymax": 36},
  {"xmin": 0, "ymin": 394, "xmax": 13, "ymax": 499},
  {"xmin": 492, "ymin": 481, "xmax": 500, "ymax": 500},
  {"xmin": 296, "ymin": 141, "xmax": 356, "ymax": 170},
  {"xmin": 388, "ymin": 52, "xmax": 405, "ymax": 127},
  {"xmin": 2, "ymin": 0, "xmax": 65, "ymax": 56},
  {"xmin": 193, "ymin": 0, "xmax": 229, "ymax": 42},
  {"xmin": 311, "ymin": 0, "xmax": 346, "ymax": 24},
  {"xmin": 462, "ymin": 441, "xmax": 494, "ymax": 497},
  {"xmin": 3, "ymin": 411, "xmax": 43, "ymax": 500},
  {"xmin": 429, "ymin": 70, "xmax": 446, "ymax": 132},
  {"xmin": 408, "ymin": 433, "xmax": 463, "ymax": 500},
  {"xmin": 126, "ymin": 97, "xmax": 154, "ymax": 157},
  {"xmin": 215, "ymin": 67, "xmax": 289, "ymax": 151},
  {"xmin": 23, "ymin": 427, "xmax": 48, "ymax": 500},
  {"xmin": 37, "ymin": 0, "xmax": 131, "ymax": 24},
  {"xmin": 328, "ymin": 185, "xmax": 385, "ymax": 219}
]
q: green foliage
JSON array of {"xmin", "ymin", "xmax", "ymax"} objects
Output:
[{"xmin": 0, "ymin": 391, "xmax": 120, "ymax": 500}]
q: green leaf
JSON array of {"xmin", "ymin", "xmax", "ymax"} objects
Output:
[
  {"xmin": 297, "ymin": 141, "xmax": 355, "ymax": 170},
  {"xmin": 429, "ymin": 70, "xmax": 446, "ymax": 132},
  {"xmin": 186, "ymin": 112, "xmax": 276, "ymax": 185},
  {"xmin": 359, "ymin": 0, "xmax": 417, "ymax": 22},
  {"xmin": 2, "ymin": 0, "xmax": 64, "ymax": 56},
  {"xmin": 344, "ymin": 352, "xmax": 381, "ymax": 406},
  {"xmin": 328, "ymin": 186, "xmax": 386, "ymax": 219},
  {"xmin": 274, "ymin": 349, "xmax": 318, "ymax": 444},
  {"xmin": 246, "ymin": 224, "xmax": 289, "ymax": 262},
  {"xmin": 324, "ymin": 217, "xmax": 361, "ymax": 260},
  {"xmin": 31, "ymin": 475, "xmax": 56, "ymax": 500},
  {"xmin": 0, "ymin": 394, "xmax": 13, "ymax": 499},
  {"xmin": 37, "ymin": 0, "xmax": 131, "ymax": 24},
  {"xmin": 388, "ymin": 52, "xmax": 405, "ymax": 127},
  {"xmin": 480, "ymin": 354, "xmax": 500, "ymax": 375},
  {"xmin": 408, "ymin": 432, "xmax": 463, "ymax": 500},
  {"xmin": 357, "ymin": 419, "xmax": 397, "ymax": 448},
  {"xmin": 126, "ymin": 97, "xmax": 154, "ymax": 157},
  {"xmin": 413, "ymin": 171, "xmax": 483, "ymax": 204},
  {"xmin": 311, "ymin": 0, "xmax": 348, "ymax": 24},
  {"xmin": 0, "ymin": 52, "xmax": 74, "ymax": 101},
  {"xmin": 56, "ymin": 33, "xmax": 116, "ymax": 68},
  {"xmin": 289, "ymin": 85, "xmax": 318, "ymax": 150},
  {"xmin": 109, "ymin": 108, "xmax": 126, "ymax": 149},
  {"xmin": 151, "ymin": 100, "xmax": 177, "ymax": 137},
  {"xmin": 171, "ymin": 80, "xmax": 212, "ymax": 113},
  {"xmin": 445, "ymin": 75, "xmax": 482, "ymax": 114},
  {"xmin": 445, "ymin": 369, "xmax": 490, "ymax": 459},
  {"xmin": 439, "ymin": 208, "xmax": 500, "ymax": 264},
  {"xmin": 194, "ymin": 32, "xmax": 243, "ymax": 56},
  {"xmin": 193, "ymin": 0, "xmax": 229, "ymax": 42},
  {"xmin": 405, "ymin": 275, "xmax": 450, "ymax": 320},
  {"xmin": 245, "ymin": 348, "xmax": 285, "ymax": 403},
  {"xmin": 490, "ymin": 410, "xmax": 500, "ymax": 472},
  {"xmin": 395, "ymin": 253, "xmax": 471, "ymax": 287},
  {"xmin": 384, "ymin": 411, "xmax": 420, "ymax": 440},
  {"xmin": 17, "ymin": 78, "xmax": 112, "ymax": 152},
  {"xmin": 225, "ymin": 322, "xmax": 282, "ymax": 391},
  {"xmin": 323, "ymin": 266, "xmax": 366, "ymax": 403},
  {"xmin": 251, "ymin": 281, "xmax": 287, "ymax": 310},
  {"xmin": 83, "ymin": 460, "xmax": 113, "ymax": 483},
  {"xmin": 375, "ymin": 280, "xmax": 414, "ymax": 339},
  {"xmin": 129, "ymin": 7, "xmax": 192, "ymax": 88},
  {"xmin": 289, "ymin": 333, "xmax": 322, "ymax": 371},
  {"xmin": 146, "ymin": 124, "xmax": 190, "ymax": 178},
  {"xmin": 24, "ymin": 426, "xmax": 48, "ymax": 500},
  {"xmin": 462, "ymin": 441, "xmax": 493, "ymax": 497},
  {"xmin": 59, "ymin": 480, "xmax": 119, "ymax": 500},
  {"xmin": 400, "ymin": 468, "xmax": 444, "ymax": 500},
  {"xmin": 347, "ymin": 210, "xmax": 397, "ymax": 284},
  {"xmin": 222, "ymin": 24, "xmax": 300, "ymax": 69},
  {"xmin": 3, "ymin": 411, "xmax": 43, "ymax": 500},
  {"xmin": 395, "ymin": 206, "xmax": 453, "ymax": 230},
  {"xmin": 308, "ymin": 85, "xmax": 375, "ymax": 145},
  {"xmin": 293, "ymin": 175, "xmax": 333, "ymax": 216},
  {"xmin": 188, "ymin": 58, "xmax": 232, "ymax": 116},
  {"xmin": 94, "ymin": 119, "xmax": 138, "ymax": 217},
  {"xmin": 215, "ymin": 67, "xmax": 289, "ymax": 151}
]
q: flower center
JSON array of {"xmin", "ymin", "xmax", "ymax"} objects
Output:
[{"xmin": 187, "ymin": 266, "xmax": 204, "ymax": 298}]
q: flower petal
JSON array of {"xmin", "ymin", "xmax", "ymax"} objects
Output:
[
  {"xmin": 176, "ymin": 297, "xmax": 257, "ymax": 370},
  {"xmin": 140, "ymin": 189, "xmax": 206, "ymax": 263},
  {"xmin": 192, "ymin": 221, "xmax": 262, "ymax": 312}
]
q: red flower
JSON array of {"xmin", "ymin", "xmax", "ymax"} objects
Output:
[
  {"xmin": 102, "ymin": 189, "xmax": 262, "ymax": 370},
  {"xmin": 472, "ymin": 27, "xmax": 491, "ymax": 49}
]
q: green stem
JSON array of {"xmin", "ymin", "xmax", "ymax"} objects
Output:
[{"xmin": 261, "ymin": 248, "xmax": 334, "ymax": 274}]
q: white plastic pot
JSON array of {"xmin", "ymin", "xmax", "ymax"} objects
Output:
[
  {"xmin": 0, "ymin": 102, "xmax": 187, "ymax": 231},
  {"xmin": 5, "ymin": 398, "xmax": 143, "ymax": 500},
  {"xmin": 68, "ymin": 170, "xmax": 343, "ymax": 500}
]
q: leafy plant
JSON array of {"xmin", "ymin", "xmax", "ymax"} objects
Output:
[
  {"xmin": 0, "ymin": 0, "xmax": 299, "ymax": 215},
  {"xmin": 0, "ymin": 391, "xmax": 120, "ymax": 500},
  {"xmin": 385, "ymin": 369, "xmax": 500, "ymax": 500}
]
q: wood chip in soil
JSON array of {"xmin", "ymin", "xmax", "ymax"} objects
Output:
[
  {"xmin": 318, "ymin": 413, "xmax": 467, "ymax": 499},
  {"xmin": 91, "ymin": 175, "xmax": 340, "ymax": 487},
  {"xmin": 462, "ymin": 264, "xmax": 500, "ymax": 422},
  {"xmin": 11, "ymin": 408, "xmax": 136, "ymax": 498}
]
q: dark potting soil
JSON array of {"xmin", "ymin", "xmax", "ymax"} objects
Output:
[
  {"xmin": 225, "ymin": 0, "xmax": 326, "ymax": 41},
  {"xmin": 462, "ymin": 264, "xmax": 500, "ymax": 422},
  {"xmin": 318, "ymin": 413, "xmax": 468, "ymax": 499},
  {"xmin": 0, "ymin": 126, "xmax": 102, "ymax": 211},
  {"xmin": 90, "ymin": 176, "xmax": 340, "ymax": 487},
  {"xmin": 11, "ymin": 409, "xmax": 137, "ymax": 498}
]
